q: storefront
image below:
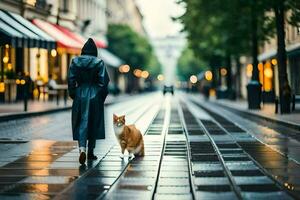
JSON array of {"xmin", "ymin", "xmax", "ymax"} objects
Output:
[
  {"xmin": 33, "ymin": 18, "xmax": 123, "ymax": 93},
  {"xmin": 32, "ymin": 19, "xmax": 82, "ymax": 83},
  {"xmin": 0, "ymin": 9, "xmax": 56, "ymax": 102},
  {"xmin": 288, "ymin": 46, "xmax": 300, "ymax": 95},
  {"xmin": 32, "ymin": 19, "xmax": 108, "ymax": 82},
  {"xmin": 258, "ymin": 43, "xmax": 300, "ymax": 102}
]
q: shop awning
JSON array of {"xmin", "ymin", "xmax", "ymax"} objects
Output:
[
  {"xmin": 32, "ymin": 19, "xmax": 83, "ymax": 53},
  {"xmin": 258, "ymin": 42, "xmax": 300, "ymax": 61},
  {"xmin": 54, "ymin": 24, "xmax": 106, "ymax": 48},
  {"xmin": 8, "ymin": 12, "xmax": 56, "ymax": 49},
  {"xmin": 0, "ymin": 10, "xmax": 55, "ymax": 48},
  {"xmin": 98, "ymin": 48, "xmax": 123, "ymax": 67},
  {"xmin": 94, "ymin": 39, "xmax": 106, "ymax": 48},
  {"xmin": 32, "ymin": 19, "xmax": 107, "ymax": 53},
  {"xmin": 0, "ymin": 19, "xmax": 24, "ymax": 47}
]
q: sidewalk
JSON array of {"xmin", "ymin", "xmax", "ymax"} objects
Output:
[
  {"xmin": 0, "ymin": 95, "xmax": 123, "ymax": 119},
  {"xmin": 0, "ymin": 100, "xmax": 72, "ymax": 116},
  {"xmin": 210, "ymin": 97, "xmax": 300, "ymax": 125}
]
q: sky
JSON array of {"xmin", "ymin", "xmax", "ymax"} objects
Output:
[{"xmin": 136, "ymin": 0, "xmax": 186, "ymax": 38}]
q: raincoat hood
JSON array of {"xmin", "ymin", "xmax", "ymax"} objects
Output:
[
  {"xmin": 81, "ymin": 38, "xmax": 98, "ymax": 57},
  {"xmin": 72, "ymin": 55, "xmax": 102, "ymax": 69}
]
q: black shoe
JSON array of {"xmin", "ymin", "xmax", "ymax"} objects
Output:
[
  {"xmin": 87, "ymin": 154, "xmax": 98, "ymax": 160},
  {"xmin": 79, "ymin": 152, "xmax": 86, "ymax": 165}
]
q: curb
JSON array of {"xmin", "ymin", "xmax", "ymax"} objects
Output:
[
  {"xmin": 213, "ymin": 101, "xmax": 300, "ymax": 131},
  {"xmin": 0, "ymin": 106, "xmax": 72, "ymax": 122},
  {"xmin": 0, "ymin": 100, "xmax": 118, "ymax": 123},
  {"xmin": 0, "ymin": 93, "xmax": 154, "ymax": 122}
]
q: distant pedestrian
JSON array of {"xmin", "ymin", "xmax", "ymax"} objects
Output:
[
  {"xmin": 47, "ymin": 74, "xmax": 57, "ymax": 89},
  {"xmin": 68, "ymin": 38, "xmax": 110, "ymax": 165},
  {"xmin": 36, "ymin": 72, "xmax": 44, "ymax": 100}
]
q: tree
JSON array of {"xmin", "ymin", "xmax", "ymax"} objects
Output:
[
  {"xmin": 176, "ymin": 0, "xmax": 272, "ymax": 101},
  {"xmin": 177, "ymin": 0, "xmax": 300, "ymax": 111},
  {"xmin": 177, "ymin": 46, "xmax": 207, "ymax": 81},
  {"xmin": 147, "ymin": 54, "xmax": 162, "ymax": 77},
  {"xmin": 107, "ymin": 24, "xmax": 161, "ymax": 92},
  {"xmin": 107, "ymin": 24, "xmax": 152, "ymax": 70},
  {"xmin": 265, "ymin": 0, "xmax": 300, "ymax": 113}
]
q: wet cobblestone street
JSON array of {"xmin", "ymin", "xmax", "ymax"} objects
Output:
[{"xmin": 0, "ymin": 93, "xmax": 299, "ymax": 199}]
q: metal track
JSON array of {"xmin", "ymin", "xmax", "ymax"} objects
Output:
[
  {"xmin": 101, "ymin": 97, "xmax": 170, "ymax": 199},
  {"xmin": 102, "ymin": 97, "xmax": 196, "ymax": 200},
  {"xmin": 188, "ymin": 98, "xmax": 294, "ymax": 199},
  {"xmin": 177, "ymin": 100, "xmax": 199, "ymax": 200},
  {"xmin": 152, "ymin": 100, "xmax": 194, "ymax": 199},
  {"xmin": 180, "ymin": 101, "xmax": 243, "ymax": 199},
  {"xmin": 54, "ymin": 99, "xmax": 161, "ymax": 199}
]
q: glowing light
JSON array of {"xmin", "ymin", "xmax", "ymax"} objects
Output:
[
  {"xmin": 134, "ymin": 69, "xmax": 142, "ymax": 77},
  {"xmin": 284, "ymin": 183, "xmax": 288, "ymax": 187},
  {"xmin": 21, "ymin": 80, "xmax": 26, "ymax": 85},
  {"xmin": 123, "ymin": 65, "xmax": 130, "ymax": 73},
  {"xmin": 264, "ymin": 61, "xmax": 271, "ymax": 68},
  {"xmin": 3, "ymin": 56, "xmax": 9, "ymax": 64},
  {"xmin": 26, "ymin": 0, "xmax": 36, "ymax": 6},
  {"xmin": 16, "ymin": 79, "xmax": 21, "ymax": 84},
  {"xmin": 190, "ymin": 75, "xmax": 197, "ymax": 84},
  {"xmin": 5, "ymin": 44, "xmax": 9, "ymax": 48},
  {"xmin": 141, "ymin": 71, "xmax": 149, "ymax": 79},
  {"xmin": 271, "ymin": 59, "xmax": 277, "ymax": 65},
  {"xmin": 7, "ymin": 63, "xmax": 12, "ymax": 70},
  {"xmin": 119, "ymin": 65, "xmax": 130, "ymax": 73},
  {"xmin": 0, "ymin": 82, "xmax": 5, "ymax": 93},
  {"xmin": 264, "ymin": 68, "xmax": 273, "ymax": 78},
  {"xmin": 205, "ymin": 71, "xmax": 213, "ymax": 81},
  {"xmin": 33, "ymin": 88, "xmax": 39, "ymax": 98},
  {"xmin": 246, "ymin": 64, "xmax": 253, "ymax": 77},
  {"xmin": 157, "ymin": 74, "xmax": 164, "ymax": 81},
  {"xmin": 51, "ymin": 49, "xmax": 57, "ymax": 57},
  {"xmin": 258, "ymin": 63, "xmax": 263, "ymax": 71},
  {"xmin": 220, "ymin": 68, "xmax": 227, "ymax": 76}
]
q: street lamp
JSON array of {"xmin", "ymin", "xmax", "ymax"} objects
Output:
[
  {"xmin": 157, "ymin": 74, "xmax": 164, "ymax": 81},
  {"xmin": 220, "ymin": 68, "xmax": 227, "ymax": 76},
  {"xmin": 141, "ymin": 71, "xmax": 149, "ymax": 79},
  {"xmin": 190, "ymin": 75, "xmax": 197, "ymax": 84},
  {"xmin": 246, "ymin": 64, "xmax": 253, "ymax": 78},
  {"xmin": 51, "ymin": 49, "xmax": 57, "ymax": 57},
  {"xmin": 205, "ymin": 71, "xmax": 213, "ymax": 81},
  {"xmin": 133, "ymin": 69, "xmax": 142, "ymax": 77},
  {"xmin": 119, "ymin": 65, "xmax": 130, "ymax": 73}
]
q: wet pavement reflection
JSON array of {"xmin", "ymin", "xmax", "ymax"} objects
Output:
[{"xmin": 0, "ymin": 93, "xmax": 299, "ymax": 199}]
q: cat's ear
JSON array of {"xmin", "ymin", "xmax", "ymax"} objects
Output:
[
  {"xmin": 113, "ymin": 114, "xmax": 118, "ymax": 121},
  {"xmin": 121, "ymin": 115, "xmax": 125, "ymax": 123}
]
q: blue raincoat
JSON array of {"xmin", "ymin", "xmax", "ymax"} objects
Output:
[{"xmin": 68, "ymin": 55, "xmax": 110, "ymax": 140}]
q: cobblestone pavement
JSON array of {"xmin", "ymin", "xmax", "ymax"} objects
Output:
[{"xmin": 0, "ymin": 92, "xmax": 299, "ymax": 199}]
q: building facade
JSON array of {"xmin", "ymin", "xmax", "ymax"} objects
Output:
[
  {"xmin": 0, "ymin": 0, "xmax": 110, "ymax": 102},
  {"xmin": 238, "ymin": 14, "xmax": 300, "ymax": 101},
  {"xmin": 258, "ymin": 11, "xmax": 300, "ymax": 99},
  {"xmin": 0, "ymin": 0, "xmax": 51, "ymax": 20},
  {"xmin": 106, "ymin": 0, "xmax": 146, "ymax": 36}
]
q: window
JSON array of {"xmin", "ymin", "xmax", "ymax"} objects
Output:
[{"xmin": 61, "ymin": 0, "xmax": 69, "ymax": 12}]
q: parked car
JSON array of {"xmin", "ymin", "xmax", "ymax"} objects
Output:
[{"xmin": 163, "ymin": 85, "xmax": 174, "ymax": 95}]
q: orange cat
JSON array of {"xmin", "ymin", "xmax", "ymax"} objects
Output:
[{"xmin": 113, "ymin": 114, "xmax": 145, "ymax": 159}]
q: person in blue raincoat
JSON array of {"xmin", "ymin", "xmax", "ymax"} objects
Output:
[{"xmin": 68, "ymin": 38, "xmax": 110, "ymax": 165}]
